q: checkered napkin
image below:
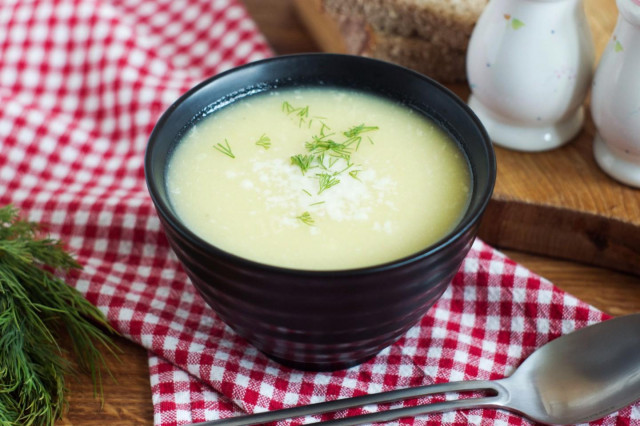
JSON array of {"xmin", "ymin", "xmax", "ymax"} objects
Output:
[{"xmin": 1, "ymin": 1, "xmax": 639, "ymax": 425}]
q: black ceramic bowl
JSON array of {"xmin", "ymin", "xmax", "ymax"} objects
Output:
[{"xmin": 145, "ymin": 54, "xmax": 495, "ymax": 371}]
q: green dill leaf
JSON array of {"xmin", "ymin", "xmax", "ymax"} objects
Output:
[
  {"xmin": 349, "ymin": 169, "xmax": 362, "ymax": 180},
  {"xmin": 315, "ymin": 154, "xmax": 328, "ymax": 171},
  {"xmin": 282, "ymin": 101, "xmax": 295, "ymax": 114},
  {"xmin": 343, "ymin": 124, "xmax": 379, "ymax": 151},
  {"xmin": 213, "ymin": 139, "xmax": 235, "ymax": 158},
  {"xmin": 344, "ymin": 136, "xmax": 362, "ymax": 151},
  {"xmin": 290, "ymin": 154, "xmax": 315, "ymax": 175},
  {"xmin": 343, "ymin": 123, "xmax": 379, "ymax": 138},
  {"xmin": 296, "ymin": 211, "xmax": 315, "ymax": 226},
  {"xmin": 0, "ymin": 205, "xmax": 119, "ymax": 425},
  {"xmin": 316, "ymin": 173, "xmax": 341, "ymax": 194},
  {"xmin": 296, "ymin": 105, "xmax": 309, "ymax": 119},
  {"xmin": 305, "ymin": 138, "xmax": 351, "ymax": 160},
  {"xmin": 334, "ymin": 161, "xmax": 355, "ymax": 175},
  {"xmin": 281, "ymin": 101, "xmax": 311, "ymax": 127},
  {"xmin": 255, "ymin": 134, "xmax": 271, "ymax": 149},
  {"xmin": 318, "ymin": 122, "xmax": 331, "ymax": 137}
]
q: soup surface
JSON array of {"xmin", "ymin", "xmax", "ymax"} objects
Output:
[{"xmin": 167, "ymin": 88, "xmax": 470, "ymax": 270}]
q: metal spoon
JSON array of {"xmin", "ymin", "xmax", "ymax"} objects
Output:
[{"xmin": 195, "ymin": 314, "xmax": 640, "ymax": 425}]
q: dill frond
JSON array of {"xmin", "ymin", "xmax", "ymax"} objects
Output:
[
  {"xmin": 296, "ymin": 211, "xmax": 315, "ymax": 226},
  {"xmin": 255, "ymin": 134, "xmax": 271, "ymax": 149},
  {"xmin": 213, "ymin": 139, "xmax": 235, "ymax": 158},
  {"xmin": 0, "ymin": 205, "xmax": 119, "ymax": 425}
]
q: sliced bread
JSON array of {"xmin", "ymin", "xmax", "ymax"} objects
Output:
[
  {"xmin": 322, "ymin": 0, "xmax": 486, "ymax": 49},
  {"xmin": 294, "ymin": 0, "xmax": 487, "ymax": 82}
]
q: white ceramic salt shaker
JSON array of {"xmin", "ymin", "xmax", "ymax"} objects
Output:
[
  {"xmin": 591, "ymin": 0, "xmax": 640, "ymax": 188},
  {"xmin": 466, "ymin": 0, "xmax": 595, "ymax": 151}
]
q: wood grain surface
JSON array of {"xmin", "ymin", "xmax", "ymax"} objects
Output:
[{"xmin": 58, "ymin": 0, "xmax": 640, "ymax": 424}]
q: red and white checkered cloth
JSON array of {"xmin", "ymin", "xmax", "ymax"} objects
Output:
[{"xmin": 0, "ymin": 1, "xmax": 638, "ymax": 425}]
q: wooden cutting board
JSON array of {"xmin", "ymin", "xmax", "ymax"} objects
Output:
[{"xmin": 295, "ymin": 0, "xmax": 640, "ymax": 276}]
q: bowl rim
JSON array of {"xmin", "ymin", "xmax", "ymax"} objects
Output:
[{"xmin": 145, "ymin": 53, "xmax": 496, "ymax": 277}]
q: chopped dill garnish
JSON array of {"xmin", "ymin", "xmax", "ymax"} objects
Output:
[
  {"xmin": 281, "ymin": 101, "xmax": 311, "ymax": 127},
  {"xmin": 343, "ymin": 124, "xmax": 380, "ymax": 151},
  {"xmin": 296, "ymin": 211, "xmax": 315, "ymax": 226},
  {"xmin": 334, "ymin": 160, "xmax": 355, "ymax": 175},
  {"xmin": 255, "ymin": 134, "xmax": 271, "ymax": 149},
  {"xmin": 282, "ymin": 101, "xmax": 295, "ymax": 114},
  {"xmin": 343, "ymin": 136, "xmax": 361, "ymax": 151},
  {"xmin": 319, "ymin": 122, "xmax": 331, "ymax": 137},
  {"xmin": 296, "ymin": 105, "xmax": 309, "ymax": 119},
  {"xmin": 314, "ymin": 154, "xmax": 328, "ymax": 171},
  {"xmin": 291, "ymin": 154, "xmax": 315, "ymax": 175},
  {"xmin": 213, "ymin": 139, "xmax": 235, "ymax": 158},
  {"xmin": 280, "ymin": 100, "xmax": 382, "ymax": 207},
  {"xmin": 302, "ymin": 189, "xmax": 312, "ymax": 197},
  {"xmin": 317, "ymin": 172, "xmax": 341, "ymax": 194},
  {"xmin": 282, "ymin": 101, "xmax": 335, "ymax": 131},
  {"xmin": 344, "ymin": 123, "xmax": 379, "ymax": 138},
  {"xmin": 305, "ymin": 139, "xmax": 351, "ymax": 159},
  {"xmin": 310, "ymin": 201, "xmax": 326, "ymax": 206}
]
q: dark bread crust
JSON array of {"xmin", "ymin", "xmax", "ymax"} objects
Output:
[
  {"xmin": 323, "ymin": 0, "xmax": 487, "ymax": 46},
  {"xmin": 321, "ymin": 0, "xmax": 488, "ymax": 82}
]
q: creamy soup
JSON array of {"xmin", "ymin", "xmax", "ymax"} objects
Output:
[{"xmin": 167, "ymin": 88, "xmax": 471, "ymax": 270}]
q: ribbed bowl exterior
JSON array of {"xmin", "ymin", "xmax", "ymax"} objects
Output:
[
  {"xmin": 163, "ymin": 218, "xmax": 478, "ymax": 369},
  {"xmin": 145, "ymin": 54, "xmax": 495, "ymax": 371}
]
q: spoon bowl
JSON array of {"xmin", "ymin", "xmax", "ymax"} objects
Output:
[
  {"xmin": 196, "ymin": 314, "xmax": 640, "ymax": 425},
  {"xmin": 502, "ymin": 313, "xmax": 640, "ymax": 424}
]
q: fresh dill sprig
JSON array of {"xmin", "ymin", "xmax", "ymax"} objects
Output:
[
  {"xmin": 305, "ymin": 138, "xmax": 351, "ymax": 160},
  {"xmin": 316, "ymin": 173, "xmax": 341, "ymax": 194},
  {"xmin": 282, "ymin": 101, "xmax": 295, "ymax": 114},
  {"xmin": 291, "ymin": 154, "xmax": 315, "ymax": 175},
  {"xmin": 0, "ymin": 205, "xmax": 119, "ymax": 426},
  {"xmin": 343, "ymin": 124, "xmax": 380, "ymax": 151},
  {"xmin": 307, "ymin": 115, "xmax": 328, "ymax": 131},
  {"xmin": 296, "ymin": 106, "xmax": 309, "ymax": 127},
  {"xmin": 343, "ymin": 123, "xmax": 379, "ymax": 138},
  {"xmin": 296, "ymin": 211, "xmax": 315, "ymax": 226},
  {"xmin": 317, "ymin": 120, "xmax": 330, "ymax": 136},
  {"xmin": 334, "ymin": 159, "xmax": 355, "ymax": 175},
  {"xmin": 281, "ymin": 101, "xmax": 311, "ymax": 128},
  {"xmin": 213, "ymin": 139, "xmax": 235, "ymax": 158},
  {"xmin": 315, "ymin": 154, "xmax": 328, "ymax": 171},
  {"xmin": 255, "ymin": 134, "xmax": 271, "ymax": 149}
]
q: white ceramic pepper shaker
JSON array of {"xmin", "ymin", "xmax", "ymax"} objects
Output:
[
  {"xmin": 466, "ymin": 0, "xmax": 595, "ymax": 151},
  {"xmin": 591, "ymin": 0, "xmax": 640, "ymax": 188}
]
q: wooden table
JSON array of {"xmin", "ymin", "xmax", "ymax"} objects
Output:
[{"xmin": 60, "ymin": 1, "xmax": 640, "ymax": 424}]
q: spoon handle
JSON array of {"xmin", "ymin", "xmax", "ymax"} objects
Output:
[
  {"xmin": 314, "ymin": 395, "xmax": 504, "ymax": 426},
  {"xmin": 193, "ymin": 380, "xmax": 506, "ymax": 426}
]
